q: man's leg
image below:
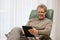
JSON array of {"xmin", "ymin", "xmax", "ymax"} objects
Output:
[
  {"xmin": 5, "ymin": 27, "xmax": 21, "ymax": 40},
  {"xmin": 20, "ymin": 28, "xmax": 28, "ymax": 40},
  {"xmin": 5, "ymin": 27, "xmax": 28, "ymax": 40}
]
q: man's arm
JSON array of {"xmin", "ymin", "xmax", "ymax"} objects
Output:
[
  {"xmin": 26, "ymin": 19, "xmax": 52, "ymax": 36},
  {"xmin": 25, "ymin": 21, "xmax": 30, "ymax": 26},
  {"xmin": 25, "ymin": 19, "xmax": 33, "ymax": 26},
  {"xmin": 38, "ymin": 21, "xmax": 52, "ymax": 36}
]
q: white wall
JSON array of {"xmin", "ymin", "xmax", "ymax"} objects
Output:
[
  {"xmin": 54, "ymin": 0, "xmax": 60, "ymax": 40},
  {"xmin": 0, "ymin": 0, "xmax": 56, "ymax": 40}
]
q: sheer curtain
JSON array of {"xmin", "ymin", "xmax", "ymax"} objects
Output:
[{"xmin": 0, "ymin": 0, "xmax": 57, "ymax": 40}]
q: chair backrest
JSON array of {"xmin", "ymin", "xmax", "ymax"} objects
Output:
[{"xmin": 29, "ymin": 9, "xmax": 54, "ymax": 21}]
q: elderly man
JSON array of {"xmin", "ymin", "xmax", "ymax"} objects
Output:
[
  {"xmin": 6, "ymin": 4, "xmax": 52, "ymax": 40},
  {"xmin": 22, "ymin": 4, "xmax": 52, "ymax": 40}
]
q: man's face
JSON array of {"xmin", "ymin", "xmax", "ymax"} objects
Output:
[{"xmin": 37, "ymin": 8, "xmax": 46, "ymax": 19}]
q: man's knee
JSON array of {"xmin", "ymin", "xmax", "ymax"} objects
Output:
[
  {"xmin": 5, "ymin": 27, "xmax": 21, "ymax": 40},
  {"xmin": 11, "ymin": 27, "xmax": 21, "ymax": 31}
]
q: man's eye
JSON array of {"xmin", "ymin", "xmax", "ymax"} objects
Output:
[
  {"xmin": 38, "ymin": 11, "xmax": 45, "ymax": 13},
  {"xmin": 41, "ymin": 12, "xmax": 45, "ymax": 13}
]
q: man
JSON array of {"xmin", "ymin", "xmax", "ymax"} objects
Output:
[
  {"xmin": 21, "ymin": 4, "xmax": 52, "ymax": 40},
  {"xmin": 6, "ymin": 4, "xmax": 52, "ymax": 40}
]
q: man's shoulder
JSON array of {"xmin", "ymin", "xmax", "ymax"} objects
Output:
[{"xmin": 29, "ymin": 18, "xmax": 52, "ymax": 23}]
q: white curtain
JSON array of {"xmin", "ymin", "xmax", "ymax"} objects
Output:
[{"xmin": 0, "ymin": 0, "xmax": 59, "ymax": 40}]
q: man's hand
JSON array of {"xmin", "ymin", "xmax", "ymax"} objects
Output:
[{"xmin": 28, "ymin": 28, "xmax": 38, "ymax": 35}]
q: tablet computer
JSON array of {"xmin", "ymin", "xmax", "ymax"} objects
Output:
[{"xmin": 22, "ymin": 26, "xmax": 35, "ymax": 37}]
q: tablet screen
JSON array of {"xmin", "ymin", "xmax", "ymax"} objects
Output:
[{"xmin": 22, "ymin": 26, "xmax": 35, "ymax": 37}]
